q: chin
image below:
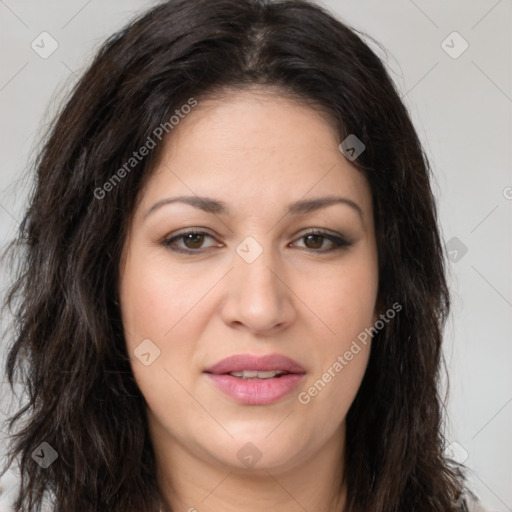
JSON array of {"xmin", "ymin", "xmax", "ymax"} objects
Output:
[{"xmin": 202, "ymin": 435, "xmax": 310, "ymax": 474}]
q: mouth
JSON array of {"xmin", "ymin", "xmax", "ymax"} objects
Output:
[
  {"xmin": 221, "ymin": 369, "xmax": 292, "ymax": 380},
  {"xmin": 203, "ymin": 353, "xmax": 305, "ymax": 405},
  {"xmin": 203, "ymin": 352, "xmax": 306, "ymax": 376}
]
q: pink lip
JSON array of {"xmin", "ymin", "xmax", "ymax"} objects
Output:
[
  {"xmin": 204, "ymin": 353, "xmax": 305, "ymax": 405},
  {"xmin": 204, "ymin": 353, "xmax": 305, "ymax": 374}
]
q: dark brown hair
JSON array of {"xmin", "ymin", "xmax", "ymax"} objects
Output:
[{"xmin": 1, "ymin": 0, "xmax": 468, "ymax": 510}]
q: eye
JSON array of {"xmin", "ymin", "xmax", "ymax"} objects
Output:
[
  {"xmin": 161, "ymin": 228, "xmax": 352, "ymax": 254},
  {"xmin": 161, "ymin": 230, "xmax": 220, "ymax": 253},
  {"xmin": 291, "ymin": 229, "xmax": 352, "ymax": 252}
]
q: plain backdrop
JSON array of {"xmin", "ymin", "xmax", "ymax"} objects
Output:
[{"xmin": 0, "ymin": 1, "xmax": 511, "ymax": 510}]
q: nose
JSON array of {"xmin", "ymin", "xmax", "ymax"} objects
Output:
[{"xmin": 220, "ymin": 240, "xmax": 297, "ymax": 335}]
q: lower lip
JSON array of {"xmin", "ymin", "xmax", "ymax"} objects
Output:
[{"xmin": 205, "ymin": 373, "xmax": 304, "ymax": 405}]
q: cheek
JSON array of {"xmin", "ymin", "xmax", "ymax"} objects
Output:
[
  {"xmin": 293, "ymin": 255, "xmax": 377, "ymax": 414},
  {"xmin": 120, "ymin": 268, "xmax": 199, "ymax": 430},
  {"xmin": 297, "ymin": 298, "xmax": 373, "ymax": 435},
  {"xmin": 119, "ymin": 254, "xmax": 211, "ymax": 347},
  {"xmin": 300, "ymin": 254, "xmax": 378, "ymax": 340},
  {"xmin": 119, "ymin": 255, "xmax": 209, "ymax": 397}
]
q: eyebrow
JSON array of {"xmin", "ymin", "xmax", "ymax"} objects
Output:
[{"xmin": 143, "ymin": 195, "xmax": 364, "ymax": 221}]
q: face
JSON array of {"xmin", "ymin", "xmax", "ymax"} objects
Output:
[{"xmin": 119, "ymin": 88, "xmax": 379, "ymax": 476}]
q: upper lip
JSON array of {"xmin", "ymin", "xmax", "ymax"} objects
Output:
[{"xmin": 204, "ymin": 353, "xmax": 306, "ymax": 375}]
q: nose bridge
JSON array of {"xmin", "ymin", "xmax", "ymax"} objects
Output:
[
  {"xmin": 234, "ymin": 234, "xmax": 281, "ymax": 299},
  {"xmin": 223, "ymin": 234, "xmax": 292, "ymax": 332}
]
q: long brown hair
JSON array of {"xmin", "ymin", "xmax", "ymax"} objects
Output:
[{"xmin": 1, "ymin": 0, "xmax": 468, "ymax": 510}]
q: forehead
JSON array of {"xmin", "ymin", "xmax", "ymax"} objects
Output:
[
  {"xmin": 136, "ymin": 88, "xmax": 372, "ymax": 222},
  {"xmin": 165, "ymin": 88, "xmax": 340, "ymax": 162}
]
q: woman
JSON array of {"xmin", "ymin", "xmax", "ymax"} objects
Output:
[{"xmin": 0, "ymin": 0, "xmax": 481, "ymax": 510}]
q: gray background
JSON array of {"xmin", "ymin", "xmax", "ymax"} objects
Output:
[{"xmin": 0, "ymin": 1, "xmax": 511, "ymax": 510}]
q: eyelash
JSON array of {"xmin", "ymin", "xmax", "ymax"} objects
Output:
[{"xmin": 160, "ymin": 228, "xmax": 352, "ymax": 254}]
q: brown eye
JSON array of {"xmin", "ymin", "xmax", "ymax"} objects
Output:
[
  {"xmin": 161, "ymin": 230, "xmax": 219, "ymax": 253},
  {"xmin": 293, "ymin": 230, "xmax": 351, "ymax": 252},
  {"xmin": 303, "ymin": 234, "xmax": 326, "ymax": 250},
  {"xmin": 182, "ymin": 233, "xmax": 205, "ymax": 249},
  {"xmin": 162, "ymin": 229, "xmax": 351, "ymax": 255}
]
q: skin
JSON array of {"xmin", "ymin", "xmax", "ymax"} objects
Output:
[{"xmin": 119, "ymin": 87, "xmax": 379, "ymax": 512}]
